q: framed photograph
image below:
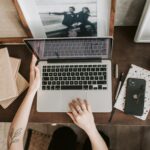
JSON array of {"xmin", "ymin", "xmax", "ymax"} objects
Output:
[{"xmin": 14, "ymin": 0, "xmax": 115, "ymax": 38}]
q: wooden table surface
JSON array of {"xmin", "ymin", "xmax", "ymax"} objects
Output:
[{"xmin": 0, "ymin": 26, "xmax": 150, "ymax": 125}]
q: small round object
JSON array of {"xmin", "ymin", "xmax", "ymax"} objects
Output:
[
  {"xmin": 129, "ymin": 80, "xmax": 135, "ymax": 87},
  {"xmin": 133, "ymin": 94, "xmax": 138, "ymax": 100}
]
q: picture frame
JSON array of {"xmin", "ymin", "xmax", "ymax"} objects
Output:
[
  {"xmin": 0, "ymin": 0, "xmax": 31, "ymax": 44},
  {"xmin": 13, "ymin": 0, "xmax": 116, "ymax": 39},
  {"xmin": 13, "ymin": 0, "xmax": 33, "ymax": 38}
]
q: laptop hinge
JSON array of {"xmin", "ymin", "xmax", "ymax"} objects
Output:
[{"xmin": 47, "ymin": 58, "xmax": 102, "ymax": 63}]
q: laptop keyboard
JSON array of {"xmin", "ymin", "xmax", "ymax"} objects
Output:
[
  {"xmin": 44, "ymin": 39, "xmax": 109, "ymax": 57},
  {"xmin": 42, "ymin": 64, "xmax": 107, "ymax": 90}
]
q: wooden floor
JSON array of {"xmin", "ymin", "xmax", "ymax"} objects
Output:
[
  {"xmin": 1, "ymin": 123, "xmax": 150, "ymax": 150},
  {"xmin": 98, "ymin": 125, "xmax": 150, "ymax": 150}
]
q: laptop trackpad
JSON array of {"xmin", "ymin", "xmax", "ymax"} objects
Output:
[{"xmin": 61, "ymin": 91, "xmax": 87, "ymax": 111}]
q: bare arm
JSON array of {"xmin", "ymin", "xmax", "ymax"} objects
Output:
[
  {"xmin": 7, "ymin": 55, "xmax": 40, "ymax": 150},
  {"xmin": 67, "ymin": 99, "xmax": 108, "ymax": 150},
  {"xmin": 49, "ymin": 12, "xmax": 65, "ymax": 15}
]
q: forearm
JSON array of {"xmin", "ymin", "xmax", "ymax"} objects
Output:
[
  {"xmin": 8, "ymin": 89, "xmax": 36, "ymax": 149},
  {"xmin": 86, "ymin": 127, "xmax": 108, "ymax": 150},
  {"xmin": 11, "ymin": 89, "xmax": 35, "ymax": 131},
  {"xmin": 50, "ymin": 12, "xmax": 64, "ymax": 15}
]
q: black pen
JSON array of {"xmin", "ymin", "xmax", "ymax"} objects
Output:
[{"xmin": 108, "ymin": 72, "xmax": 125, "ymax": 123}]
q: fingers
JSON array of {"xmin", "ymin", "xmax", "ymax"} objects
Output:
[
  {"xmin": 30, "ymin": 54, "xmax": 37, "ymax": 70},
  {"xmin": 34, "ymin": 67, "xmax": 40, "ymax": 80},
  {"xmin": 30, "ymin": 66, "xmax": 40, "ymax": 86},
  {"xmin": 84, "ymin": 100, "xmax": 92, "ymax": 112},
  {"xmin": 69, "ymin": 103, "xmax": 78, "ymax": 117},
  {"xmin": 77, "ymin": 98, "xmax": 87, "ymax": 111},
  {"xmin": 72, "ymin": 100, "xmax": 83, "ymax": 114},
  {"xmin": 69, "ymin": 98, "xmax": 91, "ymax": 114},
  {"xmin": 68, "ymin": 99, "xmax": 92, "ymax": 121},
  {"xmin": 30, "ymin": 55, "xmax": 37, "ymax": 82},
  {"xmin": 30, "ymin": 67, "xmax": 35, "ymax": 83},
  {"xmin": 69, "ymin": 99, "xmax": 92, "ymax": 113}
]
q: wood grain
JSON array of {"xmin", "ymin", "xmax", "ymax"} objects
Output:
[
  {"xmin": 109, "ymin": 0, "xmax": 116, "ymax": 36},
  {"xmin": 0, "ymin": 27, "xmax": 150, "ymax": 124},
  {"xmin": 0, "ymin": 37, "xmax": 26, "ymax": 44},
  {"xmin": 12, "ymin": 0, "xmax": 32, "ymax": 37}
]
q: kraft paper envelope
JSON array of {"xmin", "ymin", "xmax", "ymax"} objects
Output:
[
  {"xmin": 0, "ymin": 57, "xmax": 28, "ymax": 108},
  {"xmin": 0, "ymin": 48, "xmax": 18, "ymax": 101},
  {"xmin": 10, "ymin": 57, "xmax": 21, "ymax": 79},
  {"xmin": 0, "ymin": 73, "xmax": 29, "ymax": 109}
]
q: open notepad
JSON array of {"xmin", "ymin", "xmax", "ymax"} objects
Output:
[{"xmin": 114, "ymin": 64, "xmax": 150, "ymax": 120}]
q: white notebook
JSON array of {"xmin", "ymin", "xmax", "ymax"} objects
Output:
[{"xmin": 114, "ymin": 64, "xmax": 150, "ymax": 120}]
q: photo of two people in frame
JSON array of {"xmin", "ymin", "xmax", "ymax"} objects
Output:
[{"xmin": 38, "ymin": 0, "xmax": 97, "ymax": 38}]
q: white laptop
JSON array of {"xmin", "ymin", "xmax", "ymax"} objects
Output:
[{"xmin": 25, "ymin": 37, "xmax": 113, "ymax": 112}]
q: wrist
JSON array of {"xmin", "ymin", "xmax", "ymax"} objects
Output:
[
  {"xmin": 28, "ymin": 87, "xmax": 37, "ymax": 95},
  {"xmin": 85, "ymin": 125, "xmax": 98, "ymax": 137}
]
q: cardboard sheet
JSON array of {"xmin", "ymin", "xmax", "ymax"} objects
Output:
[{"xmin": 0, "ymin": 48, "xmax": 18, "ymax": 101}]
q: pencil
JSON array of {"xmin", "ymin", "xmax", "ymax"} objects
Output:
[{"xmin": 109, "ymin": 72, "xmax": 125, "ymax": 123}]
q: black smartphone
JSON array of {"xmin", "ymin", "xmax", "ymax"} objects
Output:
[{"xmin": 124, "ymin": 78, "xmax": 146, "ymax": 116}]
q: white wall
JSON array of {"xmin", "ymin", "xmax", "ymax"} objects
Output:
[{"xmin": 115, "ymin": 0, "xmax": 146, "ymax": 26}]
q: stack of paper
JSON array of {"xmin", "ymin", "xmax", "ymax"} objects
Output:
[{"xmin": 0, "ymin": 48, "xmax": 29, "ymax": 109}]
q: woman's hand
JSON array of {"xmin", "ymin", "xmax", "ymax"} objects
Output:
[
  {"xmin": 67, "ymin": 98, "xmax": 96, "ymax": 133},
  {"xmin": 28, "ymin": 55, "xmax": 40, "ymax": 93},
  {"xmin": 68, "ymin": 99, "xmax": 109, "ymax": 150}
]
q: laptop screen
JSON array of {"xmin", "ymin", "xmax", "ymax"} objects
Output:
[{"xmin": 25, "ymin": 37, "xmax": 112, "ymax": 60}]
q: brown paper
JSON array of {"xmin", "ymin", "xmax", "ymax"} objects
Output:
[
  {"xmin": 10, "ymin": 57, "xmax": 21, "ymax": 79},
  {"xmin": 0, "ymin": 48, "xmax": 18, "ymax": 101},
  {"xmin": 0, "ymin": 73, "xmax": 28, "ymax": 109}
]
